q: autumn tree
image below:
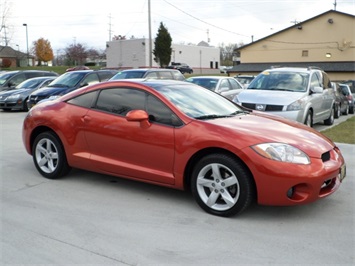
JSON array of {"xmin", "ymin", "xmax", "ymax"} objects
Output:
[
  {"xmin": 153, "ymin": 22, "xmax": 172, "ymax": 67},
  {"xmin": 33, "ymin": 38, "xmax": 54, "ymax": 66}
]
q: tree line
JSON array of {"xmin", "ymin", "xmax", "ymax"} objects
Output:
[{"xmin": 31, "ymin": 23, "xmax": 241, "ymax": 67}]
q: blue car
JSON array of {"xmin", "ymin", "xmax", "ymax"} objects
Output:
[
  {"xmin": 0, "ymin": 76, "xmax": 56, "ymax": 111},
  {"xmin": 27, "ymin": 70, "xmax": 117, "ymax": 109}
]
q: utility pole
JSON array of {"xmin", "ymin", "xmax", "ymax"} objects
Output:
[
  {"xmin": 148, "ymin": 0, "xmax": 152, "ymax": 67},
  {"xmin": 333, "ymin": 0, "xmax": 337, "ymax": 10}
]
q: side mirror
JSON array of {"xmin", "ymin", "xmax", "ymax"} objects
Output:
[
  {"xmin": 311, "ymin": 86, "xmax": 323, "ymax": 94},
  {"xmin": 126, "ymin": 110, "xmax": 150, "ymax": 128}
]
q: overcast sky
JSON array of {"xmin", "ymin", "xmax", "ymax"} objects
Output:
[{"xmin": 3, "ymin": 0, "xmax": 355, "ymax": 53}]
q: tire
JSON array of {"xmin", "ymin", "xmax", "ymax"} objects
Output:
[
  {"xmin": 324, "ymin": 107, "xmax": 334, "ymax": 125},
  {"xmin": 191, "ymin": 154, "xmax": 255, "ymax": 217},
  {"xmin": 32, "ymin": 132, "xmax": 71, "ymax": 179},
  {"xmin": 304, "ymin": 110, "xmax": 313, "ymax": 127},
  {"xmin": 334, "ymin": 104, "xmax": 340, "ymax": 119},
  {"xmin": 342, "ymin": 105, "xmax": 349, "ymax": 116},
  {"xmin": 22, "ymin": 98, "xmax": 29, "ymax": 112}
]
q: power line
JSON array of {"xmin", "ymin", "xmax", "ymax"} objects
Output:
[{"xmin": 163, "ymin": 0, "xmax": 250, "ymax": 38}]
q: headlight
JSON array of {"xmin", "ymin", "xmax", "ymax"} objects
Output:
[
  {"xmin": 7, "ymin": 94, "xmax": 20, "ymax": 100},
  {"xmin": 252, "ymin": 143, "xmax": 310, "ymax": 164},
  {"xmin": 286, "ymin": 98, "xmax": 306, "ymax": 111},
  {"xmin": 48, "ymin": 95, "xmax": 61, "ymax": 100}
]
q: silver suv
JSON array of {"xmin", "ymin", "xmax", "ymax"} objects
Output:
[{"xmin": 233, "ymin": 67, "xmax": 335, "ymax": 127}]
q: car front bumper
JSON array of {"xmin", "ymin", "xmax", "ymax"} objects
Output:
[{"xmin": 241, "ymin": 146, "xmax": 346, "ymax": 206}]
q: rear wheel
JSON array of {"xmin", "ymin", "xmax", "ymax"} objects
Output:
[
  {"xmin": 324, "ymin": 107, "xmax": 334, "ymax": 125},
  {"xmin": 342, "ymin": 105, "xmax": 349, "ymax": 115},
  {"xmin": 191, "ymin": 154, "xmax": 255, "ymax": 217},
  {"xmin": 334, "ymin": 104, "xmax": 341, "ymax": 118},
  {"xmin": 32, "ymin": 132, "xmax": 71, "ymax": 179}
]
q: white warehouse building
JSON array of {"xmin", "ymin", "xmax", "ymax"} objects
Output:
[{"xmin": 105, "ymin": 38, "xmax": 221, "ymax": 74}]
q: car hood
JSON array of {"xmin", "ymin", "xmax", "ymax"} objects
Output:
[
  {"xmin": 31, "ymin": 86, "xmax": 70, "ymax": 96},
  {"xmin": 0, "ymin": 88, "xmax": 29, "ymax": 97},
  {"xmin": 236, "ymin": 90, "xmax": 305, "ymax": 105},
  {"xmin": 205, "ymin": 111, "xmax": 334, "ymax": 158}
]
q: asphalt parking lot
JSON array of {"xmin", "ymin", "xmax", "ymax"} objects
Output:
[{"xmin": 1, "ymin": 111, "xmax": 354, "ymax": 265}]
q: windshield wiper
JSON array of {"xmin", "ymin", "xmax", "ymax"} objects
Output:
[
  {"xmin": 195, "ymin": 114, "xmax": 237, "ymax": 120},
  {"xmin": 48, "ymin": 84, "xmax": 69, "ymax": 88}
]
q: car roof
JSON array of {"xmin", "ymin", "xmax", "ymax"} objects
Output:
[
  {"xmin": 120, "ymin": 68, "xmax": 179, "ymax": 72},
  {"xmin": 264, "ymin": 67, "xmax": 320, "ymax": 73},
  {"xmin": 188, "ymin": 76, "xmax": 234, "ymax": 79}
]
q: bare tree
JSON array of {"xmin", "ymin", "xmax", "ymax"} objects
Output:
[{"xmin": 65, "ymin": 43, "xmax": 88, "ymax": 66}]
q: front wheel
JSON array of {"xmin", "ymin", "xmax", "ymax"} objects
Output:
[
  {"xmin": 191, "ymin": 154, "xmax": 255, "ymax": 217},
  {"xmin": 304, "ymin": 110, "xmax": 313, "ymax": 127},
  {"xmin": 32, "ymin": 132, "xmax": 71, "ymax": 179}
]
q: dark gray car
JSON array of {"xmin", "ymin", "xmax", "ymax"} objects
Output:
[
  {"xmin": 0, "ymin": 76, "xmax": 56, "ymax": 111},
  {"xmin": 0, "ymin": 70, "xmax": 58, "ymax": 91}
]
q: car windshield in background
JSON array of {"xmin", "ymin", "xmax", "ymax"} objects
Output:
[
  {"xmin": 15, "ymin": 79, "xmax": 45, "ymax": 89},
  {"xmin": 48, "ymin": 72, "xmax": 87, "ymax": 87},
  {"xmin": 186, "ymin": 78, "xmax": 218, "ymax": 90},
  {"xmin": 155, "ymin": 83, "xmax": 244, "ymax": 119},
  {"xmin": 248, "ymin": 71, "xmax": 309, "ymax": 92},
  {"xmin": 111, "ymin": 71, "xmax": 145, "ymax": 80}
]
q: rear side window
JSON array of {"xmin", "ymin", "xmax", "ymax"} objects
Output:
[
  {"xmin": 145, "ymin": 72, "xmax": 159, "ymax": 79},
  {"xmin": 158, "ymin": 71, "xmax": 173, "ymax": 79},
  {"xmin": 67, "ymin": 91, "xmax": 98, "ymax": 108},
  {"xmin": 95, "ymin": 88, "xmax": 146, "ymax": 115}
]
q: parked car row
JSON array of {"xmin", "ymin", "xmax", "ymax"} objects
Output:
[{"xmin": 0, "ymin": 67, "xmax": 352, "ymax": 131}]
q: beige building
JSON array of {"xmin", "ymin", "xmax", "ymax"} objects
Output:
[{"xmin": 229, "ymin": 10, "xmax": 355, "ymax": 81}]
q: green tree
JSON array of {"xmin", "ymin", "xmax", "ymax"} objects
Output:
[
  {"xmin": 153, "ymin": 22, "xmax": 172, "ymax": 67},
  {"xmin": 33, "ymin": 38, "xmax": 54, "ymax": 66}
]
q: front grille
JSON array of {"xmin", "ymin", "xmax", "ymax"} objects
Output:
[
  {"xmin": 29, "ymin": 95, "xmax": 47, "ymax": 104},
  {"xmin": 321, "ymin": 151, "xmax": 331, "ymax": 162},
  {"xmin": 242, "ymin": 103, "xmax": 255, "ymax": 109},
  {"xmin": 241, "ymin": 103, "xmax": 283, "ymax": 111},
  {"xmin": 265, "ymin": 105, "xmax": 283, "ymax": 111}
]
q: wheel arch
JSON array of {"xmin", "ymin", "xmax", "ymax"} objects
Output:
[
  {"xmin": 30, "ymin": 126, "xmax": 62, "ymax": 154},
  {"xmin": 183, "ymin": 147, "xmax": 257, "ymax": 195}
]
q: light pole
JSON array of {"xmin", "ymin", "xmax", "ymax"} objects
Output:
[{"xmin": 23, "ymin": 23, "xmax": 29, "ymax": 66}]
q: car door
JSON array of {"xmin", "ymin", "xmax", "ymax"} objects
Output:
[
  {"xmin": 83, "ymin": 87, "xmax": 176, "ymax": 185},
  {"xmin": 309, "ymin": 72, "xmax": 326, "ymax": 122}
]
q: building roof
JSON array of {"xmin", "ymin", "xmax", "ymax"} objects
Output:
[
  {"xmin": 229, "ymin": 62, "xmax": 355, "ymax": 73},
  {"xmin": 0, "ymin": 45, "xmax": 29, "ymax": 58}
]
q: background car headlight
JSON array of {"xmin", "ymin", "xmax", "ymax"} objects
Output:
[
  {"xmin": 286, "ymin": 98, "xmax": 306, "ymax": 111},
  {"xmin": 252, "ymin": 143, "xmax": 310, "ymax": 164},
  {"xmin": 7, "ymin": 94, "xmax": 21, "ymax": 100}
]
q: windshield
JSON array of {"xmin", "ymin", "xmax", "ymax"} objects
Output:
[
  {"xmin": 187, "ymin": 78, "xmax": 218, "ymax": 91},
  {"xmin": 248, "ymin": 71, "xmax": 309, "ymax": 92},
  {"xmin": 48, "ymin": 72, "xmax": 86, "ymax": 87},
  {"xmin": 110, "ymin": 71, "xmax": 145, "ymax": 80},
  {"xmin": 15, "ymin": 79, "xmax": 44, "ymax": 89},
  {"xmin": 155, "ymin": 83, "xmax": 244, "ymax": 119},
  {"xmin": 0, "ymin": 72, "xmax": 17, "ymax": 86}
]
